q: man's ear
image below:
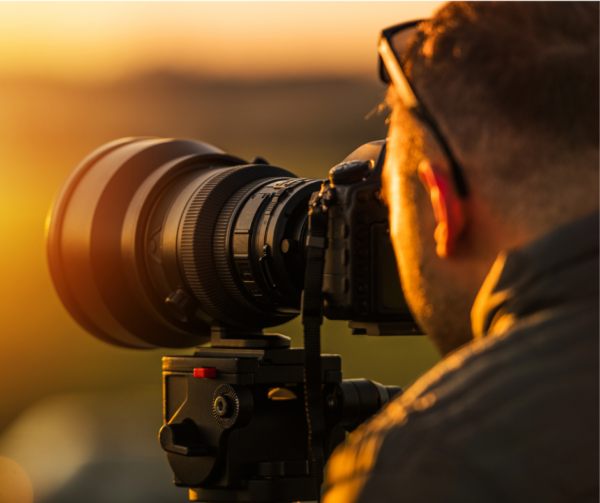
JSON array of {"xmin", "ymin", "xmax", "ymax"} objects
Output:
[{"xmin": 418, "ymin": 159, "xmax": 466, "ymax": 258}]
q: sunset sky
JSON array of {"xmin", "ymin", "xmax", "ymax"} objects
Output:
[{"xmin": 0, "ymin": 2, "xmax": 443, "ymax": 83}]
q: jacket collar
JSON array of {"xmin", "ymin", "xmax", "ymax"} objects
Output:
[{"xmin": 471, "ymin": 211, "xmax": 600, "ymax": 338}]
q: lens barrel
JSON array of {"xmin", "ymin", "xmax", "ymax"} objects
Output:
[{"xmin": 47, "ymin": 137, "xmax": 319, "ymax": 349}]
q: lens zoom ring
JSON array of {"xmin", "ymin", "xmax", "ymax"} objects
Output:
[{"xmin": 180, "ymin": 165, "xmax": 295, "ymax": 327}]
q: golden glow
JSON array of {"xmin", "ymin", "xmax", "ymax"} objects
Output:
[
  {"xmin": 267, "ymin": 387, "xmax": 297, "ymax": 401},
  {"xmin": 379, "ymin": 37, "xmax": 419, "ymax": 109},
  {"xmin": 0, "ymin": 2, "xmax": 443, "ymax": 83},
  {"xmin": 470, "ymin": 252, "xmax": 510, "ymax": 338},
  {"xmin": 0, "ymin": 457, "xmax": 33, "ymax": 503}
]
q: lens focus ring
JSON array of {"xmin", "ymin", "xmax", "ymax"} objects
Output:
[{"xmin": 179, "ymin": 165, "xmax": 296, "ymax": 328}]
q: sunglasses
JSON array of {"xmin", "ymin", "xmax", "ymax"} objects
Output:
[{"xmin": 378, "ymin": 20, "xmax": 469, "ymax": 198}]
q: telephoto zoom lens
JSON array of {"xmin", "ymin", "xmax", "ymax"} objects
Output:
[{"xmin": 46, "ymin": 137, "xmax": 321, "ymax": 349}]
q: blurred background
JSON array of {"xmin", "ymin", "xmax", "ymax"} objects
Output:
[{"xmin": 0, "ymin": 2, "xmax": 443, "ymax": 502}]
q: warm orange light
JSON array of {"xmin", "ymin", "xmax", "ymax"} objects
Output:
[
  {"xmin": 0, "ymin": 2, "xmax": 443, "ymax": 83},
  {"xmin": 0, "ymin": 457, "xmax": 33, "ymax": 503}
]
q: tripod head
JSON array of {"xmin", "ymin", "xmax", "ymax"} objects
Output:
[{"xmin": 160, "ymin": 328, "xmax": 400, "ymax": 502}]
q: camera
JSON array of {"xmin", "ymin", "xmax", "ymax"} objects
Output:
[{"xmin": 46, "ymin": 137, "xmax": 420, "ymax": 502}]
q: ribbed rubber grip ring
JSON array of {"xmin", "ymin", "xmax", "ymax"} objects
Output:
[
  {"xmin": 213, "ymin": 177, "xmax": 289, "ymax": 316},
  {"xmin": 179, "ymin": 165, "xmax": 295, "ymax": 328}
]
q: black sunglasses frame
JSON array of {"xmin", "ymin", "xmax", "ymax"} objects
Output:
[{"xmin": 378, "ymin": 20, "xmax": 469, "ymax": 198}]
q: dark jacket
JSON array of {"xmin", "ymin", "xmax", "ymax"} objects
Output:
[{"xmin": 323, "ymin": 212, "xmax": 599, "ymax": 503}]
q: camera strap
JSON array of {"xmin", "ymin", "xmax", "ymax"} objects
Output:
[{"xmin": 301, "ymin": 190, "xmax": 329, "ymax": 501}]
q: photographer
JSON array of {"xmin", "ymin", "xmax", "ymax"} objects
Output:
[{"xmin": 324, "ymin": 3, "xmax": 599, "ymax": 502}]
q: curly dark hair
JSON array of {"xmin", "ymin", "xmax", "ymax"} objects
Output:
[{"xmin": 389, "ymin": 2, "xmax": 599, "ymax": 233}]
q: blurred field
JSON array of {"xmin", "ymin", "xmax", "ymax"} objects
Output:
[{"xmin": 0, "ymin": 73, "xmax": 440, "ymax": 436}]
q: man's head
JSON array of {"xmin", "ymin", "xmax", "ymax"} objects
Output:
[{"xmin": 382, "ymin": 2, "xmax": 599, "ymax": 355}]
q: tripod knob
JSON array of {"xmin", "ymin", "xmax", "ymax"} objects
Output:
[
  {"xmin": 212, "ymin": 384, "xmax": 254, "ymax": 429},
  {"xmin": 159, "ymin": 422, "xmax": 208, "ymax": 457}
]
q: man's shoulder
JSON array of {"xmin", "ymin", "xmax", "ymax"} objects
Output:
[
  {"xmin": 323, "ymin": 301, "xmax": 599, "ymax": 503},
  {"xmin": 376, "ymin": 299, "xmax": 599, "ymax": 465}
]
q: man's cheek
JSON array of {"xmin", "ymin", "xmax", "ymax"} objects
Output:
[
  {"xmin": 385, "ymin": 172, "xmax": 403, "ymax": 247},
  {"xmin": 391, "ymin": 194, "xmax": 414, "ymax": 270},
  {"xmin": 387, "ymin": 180, "xmax": 411, "ymax": 272}
]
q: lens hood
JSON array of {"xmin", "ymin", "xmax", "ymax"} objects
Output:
[{"xmin": 47, "ymin": 137, "xmax": 248, "ymax": 348}]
